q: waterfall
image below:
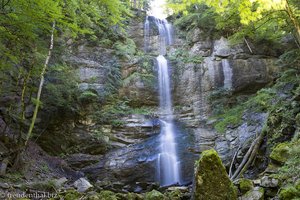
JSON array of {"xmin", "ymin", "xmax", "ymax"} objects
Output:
[
  {"xmin": 144, "ymin": 16, "xmax": 181, "ymax": 186},
  {"xmin": 222, "ymin": 59, "xmax": 233, "ymax": 89},
  {"xmin": 144, "ymin": 16, "xmax": 150, "ymax": 52}
]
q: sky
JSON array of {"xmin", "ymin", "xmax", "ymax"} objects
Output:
[{"xmin": 148, "ymin": 0, "xmax": 167, "ymax": 19}]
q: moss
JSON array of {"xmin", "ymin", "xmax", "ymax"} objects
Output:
[
  {"xmin": 270, "ymin": 142, "xmax": 291, "ymax": 164},
  {"xmin": 165, "ymin": 189, "xmax": 183, "ymax": 200},
  {"xmin": 97, "ymin": 190, "xmax": 118, "ymax": 200},
  {"xmin": 193, "ymin": 149, "xmax": 237, "ymax": 200},
  {"xmin": 279, "ymin": 185, "xmax": 300, "ymax": 200},
  {"xmin": 214, "ymin": 106, "xmax": 244, "ymax": 133},
  {"xmin": 144, "ymin": 190, "xmax": 165, "ymax": 200},
  {"xmin": 64, "ymin": 189, "xmax": 81, "ymax": 200},
  {"xmin": 239, "ymin": 178, "xmax": 254, "ymax": 194},
  {"xmin": 126, "ymin": 193, "xmax": 144, "ymax": 200}
]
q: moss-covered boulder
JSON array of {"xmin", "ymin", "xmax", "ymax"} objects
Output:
[
  {"xmin": 125, "ymin": 193, "xmax": 144, "ymax": 200},
  {"xmin": 63, "ymin": 189, "xmax": 81, "ymax": 200},
  {"xmin": 270, "ymin": 142, "xmax": 290, "ymax": 164},
  {"xmin": 279, "ymin": 185, "xmax": 300, "ymax": 200},
  {"xmin": 239, "ymin": 178, "xmax": 254, "ymax": 194},
  {"xmin": 144, "ymin": 190, "xmax": 165, "ymax": 200},
  {"xmin": 97, "ymin": 190, "xmax": 118, "ymax": 200},
  {"xmin": 192, "ymin": 149, "xmax": 237, "ymax": 200}
]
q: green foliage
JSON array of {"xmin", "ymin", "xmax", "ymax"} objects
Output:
[
  {"xmin": 169, "ymin": 47, "xmax": 204, "ymax": 64},
  {"xmin": 43, "ymin": 64, "xmax": 80, "ymax": 117},
  {"xmin": 167, "ymin": 0, "xmax": 299, "ymax": 45},
  {"xmin": 279, "ymin": 185, "xmax": 300, "ymax": 200},
  {"xmin": 78, "ymin": 91, "xmax": 99, "ymax": 104},
  {"xmin": 277, "ymin": 49, "xmax": 300, "ymax": 69},
  {"xmin": 113, "ymin": 38, "xmax": 137, "ymax": 58},
  {"xmin": 174, "ymin": 4, "xmax": 218, "ymax": 33},
  {"xmin": 214, "ymin": 106, "xmax": 244, "ymax": 133},
  {"xmin": 105, "ymin": 61, "xmax": 122, "ymax": 96},
  {"xmin": 144, "ymin": 190, "xmax": 164, "ymax": 200},
  {"xmin": 276, "ymin": 139, "xmax": 300, "ymax": 183},
  {"xmin": 249, "ymin": 88, "xmax": 277, "ymax": 111}
]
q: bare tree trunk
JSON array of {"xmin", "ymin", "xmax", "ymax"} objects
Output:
[{"xmin": 25, "ymin": 21, "xmax": 55, "ymax": 146}]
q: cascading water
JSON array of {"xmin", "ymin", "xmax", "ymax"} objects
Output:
[
  {"xmin": 222, "ymin": 59, "xmax": 233, "ymax": 89},
  {"xmin": 144, "ymin": 16, "xmax": 181, "ymax": 186}
]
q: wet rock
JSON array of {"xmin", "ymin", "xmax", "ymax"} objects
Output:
[
  {"xmin": 109, "ymin": 114, "xmax": 160, "ymax": 147},
  {"xmin": 65, "ymin": 154, "xmax": 103, "ymax": 170},
  {"xmin": 241, "ymin": 187, "xmax": 264, "ymax": 200},
  {"xmin": 74, "ymin": 178, "xmax": 93, "ymax": 193},
  {"xmin": 193, "ymin": 149, "xmax": 237, "ymax": 200}
]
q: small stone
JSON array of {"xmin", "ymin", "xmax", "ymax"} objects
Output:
[
  {"xmin": 241, "ymin": 187, "xmax": 264, "ymax": 200},
  {"xmin": 74, "ymin": 178, "xmax": 93, "ymax": 193},
  {"xmin": 54, "ymin": 177, "xmax": 68, "ymax": 189},
  {"xmin": 167, "ymin": 186, "xmax": 189, "ymax": 193},
  {"xmin": 0, "ymin": 182, "xmax": 9, "ymax": 189},
  {"xmin": 253, "ymin": 179, "xmax": 261, "ymax": 185},
  {"xmin": 260, "ymin": 176, "xmax": 279, "ymax": 188}
]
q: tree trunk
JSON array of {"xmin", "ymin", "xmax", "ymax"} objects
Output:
[
  {"xmin": 285, "ymin": 0, "xmax": 300, "ymax": 46},
  {"xmin": 25, "ymin": 21, "xmax": 55, "ymax": 146}
]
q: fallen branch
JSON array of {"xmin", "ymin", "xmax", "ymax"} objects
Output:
[
  {"xmin": 238, "ymin": 132, "xmax": 265, "ymax": 178},
  {"xmin": 231, "ymin": 132, "xmax": 265, "ymax": 180},
  {"xmin": 229, "ymin": 144, "xmax": 241, "ymax": 177},
  {"xmin": 244, "ymin": 37, "xmax": 253, "ymax": 54}
]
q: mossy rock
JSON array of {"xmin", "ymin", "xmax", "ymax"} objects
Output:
[
  {"xmin": 270, "ymin": 142, "xmax": 291, "ymax": 164},
  {"xmin": 279, "ymin": 185, "xmax": 300, "ymax": 200},
  {"xmin": 144, "ymin": 190, "xmax": 165, "ymax": 200},
  {"xmin": 125, "ymin": 193, "xmax": 144, "ymax": 200},
  {"xmin": 193, "ymin": 149, "xmax": 237, "ymax": 200},
  {"xmin": 96, "ymin": 190, "xmax": 118, "ymax": 200},
  {"xmin": 64, "ymin": 189, "xmax": 81, "ymax": 200},
  {"xmin": 242, "ymin": 187, "xmax": 264, "ymax": 200},
  {"xmin": 239, "ymin": 178, "xmax": 254, "ymax": 194},
  {"xmin": 165, "ymin": 189, "xmax": 183, "ymax": 200}
]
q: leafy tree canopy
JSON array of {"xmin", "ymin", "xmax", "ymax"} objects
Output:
[{"xmin": 167, "ymin": 0, "xmax": 300, "ymax": 44}]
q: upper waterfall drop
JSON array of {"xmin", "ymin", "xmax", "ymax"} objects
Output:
[{"xmin": 143, "ymin": 16, "xmax": 173, "ymax": 55}]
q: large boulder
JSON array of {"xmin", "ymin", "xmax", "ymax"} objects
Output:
[{"xmin": 192, "ymin": 149, "xmax": 237, "ymax": 200}]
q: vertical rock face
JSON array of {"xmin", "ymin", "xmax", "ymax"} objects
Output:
[
  {"xmin": 193, "ymin": 149, "xmax": 237, "ymax": 200},
  {"xmin": 172, "ymin": 31, "xmax": 278, "ymax": 124}
]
